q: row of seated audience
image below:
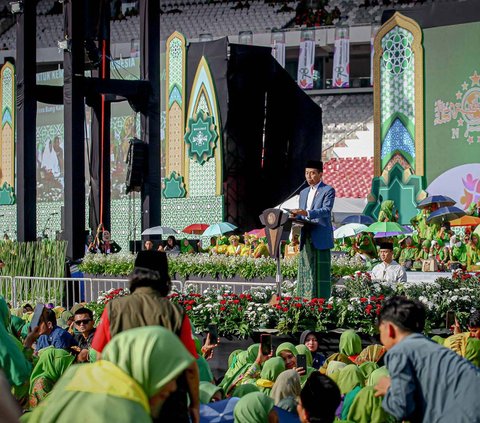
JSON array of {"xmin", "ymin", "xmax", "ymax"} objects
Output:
[
  {"xmin": 144, "ymin": 234, "xmax": 297, "ymax": 259},
  {"xmin": 1, "ymin": 250, "xmax": 480, "ymax": 422}
]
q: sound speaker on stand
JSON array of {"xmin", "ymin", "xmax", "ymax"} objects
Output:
[{"xmin": 125, "ymin": 138, "xmax": 147, "ymax": 194}]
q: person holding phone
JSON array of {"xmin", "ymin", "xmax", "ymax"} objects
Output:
[
  {"xmin": 276, "ymin": 342, "xmax": 306, "ymax": 377},
  {"xmin": 443, "ymin": 310, "xmax": 480, "ymax": 367}
]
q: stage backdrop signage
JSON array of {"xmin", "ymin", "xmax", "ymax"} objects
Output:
[
  {"xmin": 332, "ymin": 25, "xmax": 350, "ymax": 88},
  {"xmin": 424, "ymin": 21, "xmax": 480, "ymax": 210},
  {"xmin": 297, "ymin": 39, "xmax": 315, "ymax": 89}
]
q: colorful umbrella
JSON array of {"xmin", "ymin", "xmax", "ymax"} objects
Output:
[
  {"xmin": 200, "ymin": 397, "xmax": 239, "ymax": 422},
  {"xmin": 202, "ymin": 222, "xmax": 238, "ymax": 237},
  {"xmin": 248, "ymin": 228, "xmax": 266, "ymax": 238},
  {"xmin": 417, "ymin": 195, "xmax": 456, "ymax": 209},
  {"xmin": 373, "ymin": 231, "xmax": 405, "ymax": 238},
  {"xmin": 333, "ymin": 223, "xmax": 368, "ymax": 239},
  {"xmin": 426, "ymin": 206, "xmax": 466, "ymax": 225},
  {"xmin": 449, "ymin": 216, "xmax": 480, "ymax": 227},
  {"xmin": 182, "ymin": 223, "xmax": 210, "ymax": 234},
  {"xmin": 341, "ymin": 215, "xmax": 375, "ymax": 225},
  {"xmin": 141, "ymin": 226, "xmax": 178, "ymax": 236},
  {"xmin": 364, "ymin": 221, "xmax": 407, "ymax": 234}
]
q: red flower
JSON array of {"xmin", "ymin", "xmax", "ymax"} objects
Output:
[
  {"xmin": 220, "ymin": 306, "xmax": 226, "ymax": 311},
  {"xmin": 294, "ymin": 303, "xmax": 302, "ymax": 308},
  {"xmin": 327, "ymin": 304, "xmax": 333, "ymax": 309},
  {"xmin": 378, "ymin": 295, "xmax": 385, "ymax": 300},
  {"xmin": 220, "ymin": 300, "xmax": 227, "ymax": 305},
  {"xmin": 318, "ymin": 306, "xmax": 323, "ymax": 312},
  {"xmin": 282, "ymin": 307, "xmax": 289, "ymax": 312},
  {"xmin": 360, "ymin": 297, "xmax": 368, "ymax": 303},
  {"xmin": 185, "ymin": 305, "xmax": 192, "ymax": 311},
  {"xmin": 232, "ymin": 300, "xmax": 240, "ymax": 304},
  {"xmin": 376, "ymin": 309, "xmax": 381, "ymax": 315},
  {"xmin": 370, "ymin": 296, "xmax": 377, "ymax": 301}
]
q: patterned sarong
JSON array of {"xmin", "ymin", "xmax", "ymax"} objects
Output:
[{"xmin": 296, "ymin": 237, "xmax": 331, "ymax": 300}]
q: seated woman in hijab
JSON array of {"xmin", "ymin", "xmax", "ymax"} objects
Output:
[
  {"xmin": 346, "ymin": 367, "xmax": 394, "ymax": 423},
  {"xmin": 234, "ymin": 391, "xmax": 278, "ymax": 423},
  {"xmin": 298, "ymin": 330, "xmax": 325, "ymax": 369},
  {"xmin": 28, "ymin": 347, "xmax": 77, "ymax": 408},
  {"xmin": 352, "ymin": 233, "xmax": 378, "ymax": 261},
  {"xmin": 21, "ymin": 326, "xmax": 195, "ymax": 422},
  {"xmin": 180, "ymin": 238, "xmax": 195, "ymax": 255},
  {"xmin": 270, "ymin": 369, "xmax": 301, "ymax": 413},
  {"xmin": 339, "ymin": 329, "xmax": 362, "ymax": 362}
]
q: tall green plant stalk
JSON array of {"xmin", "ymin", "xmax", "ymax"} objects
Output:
[{"xmin": 0, "ymin": 240, "xmax": 67, "ymax": 305}]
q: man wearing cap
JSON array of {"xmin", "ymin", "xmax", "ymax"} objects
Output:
[
  {"xmin": 371, "ymin": 242, "xmax": 407, "ymax": 284},
  {"xmin": 290, "ymin": 160, "xmax": 335, "ymax": 299},
  {"xmin": 92, "ymin": 250, "xmax": 200, "ymax": 423}
]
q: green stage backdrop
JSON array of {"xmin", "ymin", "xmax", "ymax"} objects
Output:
[{"xmin": 424, "ymin": 21, "xmax": 480, "ymax": 209}]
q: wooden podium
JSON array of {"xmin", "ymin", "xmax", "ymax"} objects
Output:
[{"xmin": 259, "ymin": 208, "xmax": 318, "ymax": 298}]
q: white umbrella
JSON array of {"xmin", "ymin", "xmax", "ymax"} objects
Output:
[
  {"xmin": 333, "ymin": 223, "xmax": 368, "ymax": 239},
  {"xmin": 141, "ymin": 226, "xmax": 178, "ymax": 236}
]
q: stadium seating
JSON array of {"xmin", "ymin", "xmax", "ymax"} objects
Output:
[
  {"xmin": 322, "ymin": 156, "xmax": 373, "ymax": 198},
  {"xmin": 312, "ymin": 94, "xmax": 373, "ymax": 149}
]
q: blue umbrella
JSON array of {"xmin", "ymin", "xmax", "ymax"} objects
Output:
[
  {"xmin": 274, "ymin": 406, "xmax": 301, "ymax": 422},
  {"xmin": 200, "ymin": 397, "xmax": 239, "ymax": 422},
  {"xmin": 341, "ymin": 214, "xmax": 375, "ymax": 225},
  {"xmin": 203, "ymin": 222, "xmax": 238, "ymax": 237},
  {"xmin": 417, "ymin": 195, "xmax": 455, "ymax": 209},
  {"xmin": 426, "ymin": 206, "xmax": 466, "ymax": 225}
]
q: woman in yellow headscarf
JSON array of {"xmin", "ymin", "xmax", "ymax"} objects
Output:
[{"xmin": 21, "ymin": 326, "xmax": 195, "ymax": 422}]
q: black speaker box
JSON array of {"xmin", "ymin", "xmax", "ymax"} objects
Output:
[{"xmin": 125, "ymin": 138, "xmax": 147, "ymax": 193}]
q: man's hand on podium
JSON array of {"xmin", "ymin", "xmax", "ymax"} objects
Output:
[{"xmin": 290, "ymin": 209, "xmax": 308, "ymax": 217}]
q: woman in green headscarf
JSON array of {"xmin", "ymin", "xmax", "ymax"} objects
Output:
[
  {"xmin": 221, "ymin": 344, "xmax": 260, "ymax": 394},
  {"xmin": 270, "ymin": 369, "xmax": 301, "ymax": 413},
  {"xmin": 467, "ymin": 233, "xmax": 480, "ymax": 270},
  {"xmin": 378, "ymin": 200, "xmax": 396, "ymax": 222},
  {"xmin": 346, "ymin": 367, "xmax": 394, "ymax": 423},
  {"xmin": 255, "ymin": 357, "xmax": 285, "ymax": 395},
  {"xmin": 180, "ymin": 238, "xmax": 195, "ymax": 255},
  {"xmin": 0, "ymin": 296, "xmax": 32, "ymax": 391},
  {"xmin": 21, "ymin": 326, "xmax": 195, "ymax": 422},
  {"xmin": 28, "ymin": 347, "xmax": 76, "ymax": 408},
  {"xmin": 233, "ymin": 391, "xmax": 278, "ymax": 423},
  {"xmin": 353, "ymin": 233, "xmax": 378, "ymax": 260},
  {"xmin": 231, "ymin": 383, "xmax": 260, "ymax": 398},
  {"xmin": 333, "ymin": 364, "xmax": 364, "ymax": 419},
  {"xmin": 275, "ymin": 342, "xmax": 298, "ymax": 370},
  {"xmin": 199, "ymin": 382, "xmax": 223, "ymax": 404},
  {"xmin": 339, "ymin": 330, "xmax": 362, "ymax": 362}
]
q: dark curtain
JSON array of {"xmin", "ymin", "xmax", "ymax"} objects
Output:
[{"xmin": 225, "ymin": 44, "xmax": 323, "ymax": 230}]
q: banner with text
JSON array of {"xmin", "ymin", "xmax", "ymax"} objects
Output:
[
  {"xmin": 297, "ymin": 39, "xmax": 315, "ymax": 89},
  {"xmin": 332, "ymin": 28, "xmax": 350, "ymax": 88}
]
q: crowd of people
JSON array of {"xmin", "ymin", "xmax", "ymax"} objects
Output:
[
  {"xmin": 335, "ymin": 200, "xmax": 480, "ymax": 273},
  {"xmin": 144, "ymin": 234, "xmax": 279, "ymax": 260},
  {"xmin": 2, "ymin": 250, "xmax": 480, "ymax": 422}
]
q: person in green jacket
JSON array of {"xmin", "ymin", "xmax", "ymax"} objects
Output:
[
  {"xmin": 21, "ymin": 326, "xmax": 195, "ymax": 422},
  {"xmin": 398, "ymin": 236, "xmax": 418, "ymax": 270}
]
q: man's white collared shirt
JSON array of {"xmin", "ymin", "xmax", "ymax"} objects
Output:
[
  {"xmin": 371, "ymin": 260, "xmax": 407, "ymax": 284},
  {"xmin": 306, "ymin": 182, "xmax": 321, "ymax": 211}
]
